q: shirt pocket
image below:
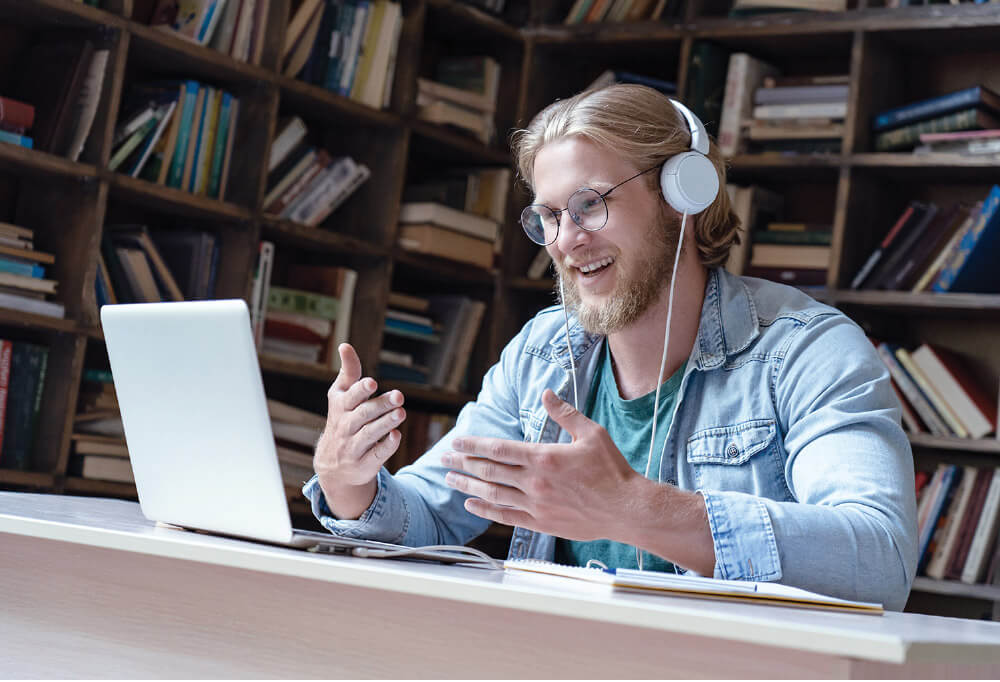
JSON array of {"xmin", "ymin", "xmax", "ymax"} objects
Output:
[
  {"xmin": 686, "ymin": 419, "xmax": 790, "ymax": 499},
  {"xmin": 520, "ymin": 408, "xmax": 545, "ymax": 443}
]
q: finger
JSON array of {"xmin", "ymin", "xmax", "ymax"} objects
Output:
[
  {"xmin": 355, "ymin": 407, "xmax": 406, "ymax": 453},
  {"xmin": 361, "ymin": 429, "xmax": 402, "ymax": 470},
  {"xmin": 451, "ymin": 436, "xmax": 530, "ymax": 466},
  {"xmin": 541, "ymin": 389, "xmax": 593, "ymax": 441},
  {"xmin": 442, "ymin": 453, "xmax": 524, "ymax": 491},
  {"xmin": 332, "ymin": 344, "xmax": 363, "ymax": 391},
  {"xmin": 463, "ymin": 498, "xmax": 534, "ymax": 528},
  {"xmin": 340, "ymin": 376, "xmax": 378, "ymax": 412},
  {"xmin": 347, "ymin": 389, "xmax": 404, "ymax": 433},
  {"xmin": 445, "ymin": 471, "xmax": 527, "ymax": 508}
]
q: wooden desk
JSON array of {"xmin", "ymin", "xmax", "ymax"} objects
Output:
[{"xmin": 2, "ymin": 492, "xmax": 1000, "ymax": 679}]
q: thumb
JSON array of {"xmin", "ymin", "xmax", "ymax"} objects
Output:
[
  {"xmin": 542, "ymin": 389, "xmax": 591, "ymax": 440},
  {"xmin": 333, "ymin": 343, "xmax": 362, "ymax": 390}
]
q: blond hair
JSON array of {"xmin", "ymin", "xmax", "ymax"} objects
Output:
[{"xmin": 510, "ymin": 84, "xmax": 741, "ymax": 269}]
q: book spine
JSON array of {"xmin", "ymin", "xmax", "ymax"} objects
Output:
[
  {"xmin": 874, "ymin": 87, "xmax": 980, "ymax": 132},
  {"xmin": 877, "ymin": 343, "xmax": 950, "ymax": 437},
  {"xmin": 3, "ymin": 344, "xmax": 41, "ymax": 470},
  {"xmin": 875, "ymin": 109, "xmax": 982, "ymax": 152},
  {"xmin": 933, "ymin": 186, "xmax": 1000, "ymax": 292},
  {"xmin": 206, "ymin": 92, "xmax": 233, "ymax": 199},
  {"xmin": 0, "ymin": 130, "xmax": 34, "ymax": 148},
  {"xmin": 962, "ymin": 471, "xmax": 1000, "ymax": 584},
  {"xmin": 896, "ymin": 347, "xmax": 967, "ymax": 437},
  {"xmin": 0, "ymin": 257, "xmax": 44, "ymax": 278},
  {"xmin": 268, "ymin": 286, "xmax": 340, "ymax": 320},
  {"xmin": 167, "ymin": 81, "xmax": 200, "ymax": 188}
]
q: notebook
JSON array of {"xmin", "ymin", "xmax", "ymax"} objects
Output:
[
  {"xmin": 504, "ymin": 560, "xmax": 884, "ymax": 614},
  {"xmin": 100, "ymin": 299, "xmax": 495, "ymax": 567}
]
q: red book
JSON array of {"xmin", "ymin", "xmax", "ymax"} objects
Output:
[
  {"xmin": 915, "ymin": 470, "xmax": 932, "ymax": 499},
  {"xmin": 0, "ymin": 96, "xmax": 35, "ymax": 131},
  {"xmin": 263, "ymin": 316, "xmax": 331, "ymax": 345},
  {"xmin": 0, "ymin": 340, "xmax": 11, "ymax": 458}
]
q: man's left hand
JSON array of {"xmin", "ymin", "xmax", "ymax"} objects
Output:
[{"xmin": 442, "ymin": 389, "xmax": 644, "ymax": 542}]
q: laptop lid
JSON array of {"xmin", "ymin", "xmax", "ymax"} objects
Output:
[{"xmin": 101, "ymin": 299, "xmax": 295, "ymax": 544}]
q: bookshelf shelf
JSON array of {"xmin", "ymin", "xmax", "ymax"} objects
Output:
[
  {"xmin": 104, "ymin": 173, "xmax": 254, "ymax": 222},
  {"xmin": 126, "ymin": 22, "xmax": 275, "ymax": 87},
  {"xmin": 259, "ymin": 354, "xmax": 336, "ymax": 383},
  {"xmin": 850, "ymin": 153, "xmax": 1000, "ymax": 181},
  {"xmin": 408, "ymin": 120, "xmax": 511, "ymax": 165},
  {"xmin": 261, "ymin": 217, "xmax": 389, "ymax": 258},
  {"xmin": 0, "ymin": 469, "xmax": 55, "ymax": 488},
  {"xmin": 0, "ymin": 143, "xmax": 99, "ymax": 181},
  {"xmin": 0, "ymin": 0, "xmax": 125, "ymax": 27},
  {"xmin": 507, "ymin": 277, "xmax": 553, "ymax": 292},
  {"xmin": 527, "ymin": 22, "xmax": 686, "ymax": 45},
  {"xmin": 0, "ymin": 308, "xmax": 77, "ymax": 334},
  {"xmin": 379, "ymin": 381, "xmax": 476, "ymax": 408},
  {"xmin": 277, "ymin": 76, "xmax": 402, "ymax": 128},
  {"xmin": 827, "ymin": 290, "xmax": 1000, "ymax": 315},
  {"xmin": 392, "ymin": 249, "xmax": 497, "ymax": 284},
  {"xmin": 908, "ymin": 434, "xmax": 1000, "ymax": 455},
  {"xmin": 911, "ymin": 576, "xmax": 1000, "ymax": 602},
  {"xmin": 427, "ymin": 0, "xmax": 524, "ymax": 42}
]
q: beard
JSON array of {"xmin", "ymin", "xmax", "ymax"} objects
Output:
[{"xmin": 555, "ymin": 207, "xmax": 681, "ymax": 336}]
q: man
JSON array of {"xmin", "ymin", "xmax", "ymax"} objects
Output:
[{"xmin": 304, "ymin": 84, "xmax": 918, "ymax": 610}]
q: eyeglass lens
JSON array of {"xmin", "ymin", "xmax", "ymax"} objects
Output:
[{"xmin": 520, "ymin": 189, "xmax": 609, "ymax": 246}]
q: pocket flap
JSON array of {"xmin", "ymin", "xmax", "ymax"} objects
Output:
[{"xmin": 686, "ymin": 420, "xmax": 776, "ymax": 465}]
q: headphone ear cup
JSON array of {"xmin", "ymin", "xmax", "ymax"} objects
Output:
[{"xmin": 659, "ymin": 151, "xmax": 720, "ymax": 215}]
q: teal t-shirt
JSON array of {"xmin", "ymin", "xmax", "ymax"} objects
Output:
[{"xmin": 554, "ymin": 342, "xmax": 685, "ymax": 573}]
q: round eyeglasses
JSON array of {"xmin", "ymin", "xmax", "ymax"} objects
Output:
[{"xmin": 519, "ymin": 165, "xmax": 660, "ymax": 246}]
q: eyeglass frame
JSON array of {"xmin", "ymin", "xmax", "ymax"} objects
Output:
[{"xmin": 520, "ymin": 164, "xmax": 662, "ymax": 246}]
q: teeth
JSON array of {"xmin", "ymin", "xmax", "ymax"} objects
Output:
[{"xmin": 578, "ymin": 257, "xmax": 614, "ymax": 273}]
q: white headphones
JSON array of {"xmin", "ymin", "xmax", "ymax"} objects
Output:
[{"xmin": 660, "ymin": 100, "xmax": 720, "ymax": 215}]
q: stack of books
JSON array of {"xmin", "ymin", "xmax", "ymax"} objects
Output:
[
  {"xmin": 0, "ymin": 95, "xmax": 35, "ymax": 150},
  {"xmin": 0, "ymin": 221, "xmax": 65, "ymax": 319},
  {"xmin": 98, "ymin": 226, "xmax": 213, "ymax": 305},
  {"xmin": 253, "ymin": 254, "xmax": 358, "ymax": 372},
  {"xmin": 263, "ymin": 117, "xmax": 371, "ymax": 226},
  {"xmin": 70, "ymin": 433, "xmax": 132, "ymax": 483},
  {"xmin": 915, "ymin": 464, "xmax": 1000, "ymax": 586},
  {"xmin": 0, "ymin": 340, "xmax": 49, "ymax": 471},
  {"xmin": 142, "ymin": 0, "xmax": 270, "ymax": 64},
  {"xmin": 417, "ymin": 56, "xmax": 501, "ymax": 145},
  {"xmin": 396, "ymin": 202, "xmax": 498, "ymax": 269},
  {"xmin": 378, "ymin": 292, "xmax": 487, "ymax": 392},
  {"xmin": 744, "ymin": 222, "xmax": 832, "ymax": 286},
  {"xmin": 875, "ymin": 341, "xmax": 998, "ymax": 440},
  {"xmin": 11, "ymin": 28, "xmax": 112, "ymax": 160},
  {"xmin": 112, "ymin": 81, "xmax": 241, "ymax": 199},
  {"xmin": 71, "ymin": 369, "xmax": 128, "ymax": 484},
  {"xmin": 720, "ymin": 55, "xmax": 848, "ymax": 156},
  {"xmin": 850, "ymin": 185, "xmax": 1000, "ymax": 293},
  {"xmin": 873, "ymin": 86, "xmax": 1000, "ymax": 153},
  {"xmin": 267, "ymin": 398, "xmax": 324, "ymax": 493},
  {"xmin": 914, "ymin": 129, "xmax": 1000, "ymax": 158},
  {"xmin": 561, "ymin": 0, "xmax": 681, "ymax": 24},
  {"xmin": 283, "ymin": 0, "xmax": 404, "ymax": 110}
]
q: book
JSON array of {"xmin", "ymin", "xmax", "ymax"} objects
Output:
[
  {"xmin": 398, "ymin": 202, "xmax": 498, "ymax": 241},
  {"xmin": 962, "ymin": 469, "xmax": 1000, "ymax": 584},
  {"xmin": 284, "ymin": 0, "xmax": 325, "ymax": 77},
  {"xmin": 193, "ymin": 88, "xmax": 222, "ymax": 194},
  {"xmin": 752, "ymin": 230, "xmax": 832, "ymax": 245},
  {"xmin": 884, "ymin": 204, "xmax": 968, "ymax": 292},
  {"xmin": 109, "ymin": 227, "xmax": 185, "ymax": 302},
  {"xmin": 72, "ymin": 433, "xmax": 129, "ymax": 457},
  {"xmin": 865, "ymin": 203, "xmax": 942, "ymax": 291},
  {"xmin": 0, "ymin": 292, "xmax": 65, "ymax": 318},
  {"xmin": 417, "ymin": 99, "xmax": 493, "ymax": 144},
  {"xmin": 267, "ymin": 398, "xmax": 326, "ymax": 429},
  {"xmin": 129, "ymin": 100, "xmax": 179, "ymax": 178},
  {"xmin": 932, "ymin": 184, "xmax": 1000, "ymax": 294},
  {"xmin": 911, "ymin": 344, "xmax": 997, "ymax": 439},
  {"xmin": 216, "ymin": 97, "xmax": 240, "ymax": 200},
  {"xmin": 208, "ymin": 91, "xmax": 237, "ymax": 199},
  {"xmin": 285, "ymin": 263, "xmax": 357, "ymax": 369},
  {"xmin": 114, "ymin": 247, "xmax": 162, "ymax": 302},
  {"xmin": 2, "ymin": 343, "xmax": 48, "ymax": 470},
  {"xmin": 250, "ymin": 239, "xmax": 275, "ymax": 348},
  {"xmin": 754, "ymin": 84, "xmax": 850, "ymax": 105},
  {"xmin": 79, "ymin": 454, "xmax": 134, "ymax": 483},
  {"xmin": 874, "ymin": 108, "xmax": 1000, "ymax": 152},
  {"xmin": 166, "ymin": 80, "xmax": 201, "ymax": 189},
  {"xmin": 895, "ymin": 347, "xmax": 967, "ymax": 438},
  {"xmin": 876, "ymin": 343, "xmax": 950, "ymax": 438},
  {"xmin": 503, "ymin": 560, "xmax": 882, "ymax": 613},
  {"xmin": 268, "ymin": 285, "xmax": 339, "ymax": 320},
  {"xmin": 268, "ymin": 116, "xmax": 308, "ymax": 172},
  {"xmin": 66, "ymin": 31, "xmax": 112, "ymax": 161},
  {"xmin": 181, "ymin": 85, "xmax": 208, "ymax": 191},
  {"xmin": 718, "ymin": 53, "xmax": 780, "ymax": 157},
  {"xmin": 527, "ymin": 248, "xmax": 553, "ymax": 279},
  {"xmin": 0, "ymin": 272, "xmax": 57, "ymax": 295},
  {"xmin": 388, "ymin": 291, "xmax": 430, "ymax": 313},
  {"xmin": 926, "ymin": 465, "xmax": 977, "ymax": 579},
  {"xmin": 850, "ymin": 202, "xmax": 921, "ymax": 290},
  {"xmin": 0, "ymin": 131, "xmax": 33, "ymax": 148},
  {"xmin": 873, "ymin": 85, "xmax": 1000, "ymax": 133},
  {"xmin": 0, "ymin": 244, "xmax": 55, "ymax": 266},
  {"xmin": 0, "ymin": 96, "xmax": 35, "ymax": 131},
  {"xmin": 749, "ymin": 244, "xmax": 831, "ymax": 270},
  {"xmin": 150, "ymin": 229, "xmax": 217, "ymax": 299},
  {"xmin": 752, "ymin": 101, "xmax": 847, "ymax": 121},
  {"xmin": 917, "ymin": 464, "xmax": 960, "ymax": 573},
  {"xmin": 944, "ymin": 467, "xmax": 993, "ymax": 581},
  {"xmin": 417, "ymin": 77, "xmax": 495, "ymax": 114},
  {"xmin": 397, "ymin": 224, "xmax": 495, "ymax": 269},
  {"xmin": 745, "ymin": 121, "xmax": 844, "ymax": 141}
]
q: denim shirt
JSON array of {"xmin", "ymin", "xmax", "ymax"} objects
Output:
[{"xmin": 304, "ymin": 268, "xmax": 919, "ymax": 611}]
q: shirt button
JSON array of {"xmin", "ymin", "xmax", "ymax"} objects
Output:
[{"xmin": 726, "ymin": 444, "xmax": 739, "ymax": 458}]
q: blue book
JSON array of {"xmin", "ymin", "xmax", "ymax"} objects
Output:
[
  {"xmin": 873, "ymin": 86, "xmax": 1000, "ymax": 132},
  {"xmin": 932, "ymin": 184, "xmax": 1000, "ymax": 293},
  {"xmin": 340, "ymin": 0, "xmax": 370, "ymax": 96},
  {"xmin": 384, "ymin": 317, "xmax": 435, "ymax": 336},
  {"xmin": 377, "ymin": 363, "xmax": 429, "ymax": 384},
  {"xmin": 0, "ymin": 256, "xmax": 44, "ymax": 278},
  {"xmin": 918, "ymin": 465, "xmax": 958, "ymax": 573},
  {"xmin": 187, "ymin": 87, "xmax": 214, "ymax": 192},
  {"xmin": 0, "ymin": 130, "xmax": 34, "ymax": 149},
  {"xmin": 327, "ymin": 1, "xmax": 357, "ymax": 93},
  {"xmin": 206, "ymin": 92, "xmax": 233, "ymax": 200},
  {"xmin": 167, "ymin": 80, "xmax": 201, "ymax": 189}
]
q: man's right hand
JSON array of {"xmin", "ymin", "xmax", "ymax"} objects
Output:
[{"xmin": 314, "ymin": 343, "xmax": 406, "ymax": 520}]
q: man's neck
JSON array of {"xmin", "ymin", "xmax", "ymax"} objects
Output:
[{"xmin": 607, "ymin": 259, "xmax": 707, "ymax": 401}]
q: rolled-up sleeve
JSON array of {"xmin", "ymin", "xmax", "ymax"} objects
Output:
[{"xmin": 703, "ymin": 314, "xmax": 918, "ymax": 611}]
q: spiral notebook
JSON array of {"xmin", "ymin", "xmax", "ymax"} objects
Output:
[{"xmin": 504, "ymin": 560, "xmax": 883, "ymax": 615}]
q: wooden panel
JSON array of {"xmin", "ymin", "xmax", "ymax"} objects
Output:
[
  {"xmin": 35, "ymin": 333, "xmax": 87, "ymax": 475},
  {"xmin": 847, "ymin": 33, "xmax": 903, "ymax": 154}
]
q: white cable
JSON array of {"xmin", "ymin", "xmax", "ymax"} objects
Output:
[
  {"xmin": 559, "ymin": 276, "xmax": 580, "ymax": 411},
  {"xmin": 636, "ymin": 210, "xmax": 688, "ymax": 572}
]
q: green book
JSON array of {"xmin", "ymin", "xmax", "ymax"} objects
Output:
[
  {"xmin": 874, "ymin": 108, "xmax": 1000, "ymax": 151},
  {"xmin": 268, "ymin": 286, "xmax": 340, "ymax": 320},
  {"xmin": 108, "ymin": 117, "xmax": 157, "ymax": 172}
]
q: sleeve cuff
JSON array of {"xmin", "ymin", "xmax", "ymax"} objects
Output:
[
  {"xmin": 301, "ymin": 469, "xmax": 410, "ymax": 544},
  {"xmin": 700, "ymin": 489, "xmax": 783, "ymax": 582}
]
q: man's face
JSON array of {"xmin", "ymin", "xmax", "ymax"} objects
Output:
[{"xmin": 533, "ymin": 136, "xmax": 679, "ymax": 335}]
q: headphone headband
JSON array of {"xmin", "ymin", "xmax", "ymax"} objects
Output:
[{"xmin": 668, "ymin": 99, "xmax": 710, "ymax": 155}]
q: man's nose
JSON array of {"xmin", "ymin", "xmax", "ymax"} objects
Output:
[{"xmin": 554, "ymin": 213, "xmax": 593, "ymax": 255}]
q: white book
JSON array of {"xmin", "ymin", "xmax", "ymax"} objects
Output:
[
  {"xmin": 210, "ymin": 0, "xmax": 242, "ymax": 53},
  {"xmin": 268, "ymin": 116, "xmax": 308, "ymax": 172},
  {"xmin": 131, "ymin": 100, "xmax": 178, "ymax": 179},
  {"xmin": 399, "ymin": 202, "xmax": 498, "ymax": 241},
  {"xmin": 379, "ymin": 349, "xmax": 413, "ymax": 366},
  {"xmin": 339, "ymin": 2, "xmax": 370, "ymax": 95},
  {"xmin": 417, "ymin": 77, "xmax": 495, "ymax": 114},
  {"xmin": 895, "ymin": 348, "xmax": 968, "ymax": 438},
  {"xmin": 0, "ymin": 291, "xmax": 65, "ymax": 318},
  {"xmin": 250, "ymin": 240, "xmax": 275, "ymax": 348},
  {"xmin": 962, "ymin": 469, "xmax": 1000, "ymax": 584},
  {"xmin": 877, "ymin": 343, "xmax": 950, "ymax": 438},
  {"xmin": 751, "ymin": 102, "xmax": 847, "ymax": 121},
  {"xmin": 68, "ymin": 47, "xmax": 110, "ymax": 161},
  {"xmin": 285, "ymin": 157, "xmax": 356, "ymax": 223},
  {"xmin": 718, "ymin": 53, "xmax": 779, "ymax": 157},
  {"xmin": 303, "ymin": 164, "xmax": 371, "ymax": 227},
  {"xmin": 328, "ymin": 268, "xmax": 357, "ymax": 371},
  {"xmin": 271, "ymin": 420, "xmax": 323, "ymax": 448},
  {"xmin": 0, "ymin": 271, "xmax": 57, "ymax": 295},
  {"xmin": 112, "ymin": 106, "xmax": 157, "ymax": 149},
  {"xmin": 911, "ymin": 344, "xmax": 995, "ymax": 439},
  {"xmin": 81, "ymin": 454, "xmax": 134, "ymax": 483}
]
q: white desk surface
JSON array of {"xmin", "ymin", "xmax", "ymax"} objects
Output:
[{"xmin": 3, "ymin": 491, "xmax": 1000, "ymax": 667}]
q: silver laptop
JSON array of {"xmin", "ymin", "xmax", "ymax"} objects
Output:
[{"xmin": 100, "ymin": 299, "xmax": 491, "ymax": 565}]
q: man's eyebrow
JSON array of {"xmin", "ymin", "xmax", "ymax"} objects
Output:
[{"xmin": 533, "ymin": 181, "xmax": 614, "ymax": 205}]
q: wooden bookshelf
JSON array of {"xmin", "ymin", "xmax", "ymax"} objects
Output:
[{"xmin": 0, "ymin": 0, "xmax": 998, "ymax": 612}]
